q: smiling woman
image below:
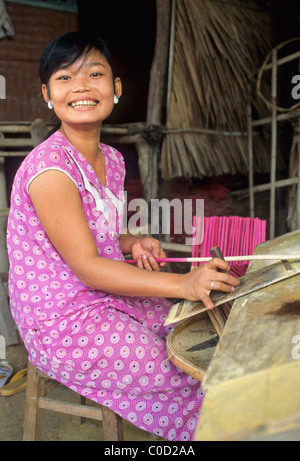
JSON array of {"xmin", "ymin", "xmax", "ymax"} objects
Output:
[
  {"xmin": 42, "ymin": 50, "xmax": 121, "ymax": 132},
  {"xmin": 39, "ymin": 33, "xmax": 122, "ymax": 142},
  {"xmin": 7, "ymin": 31, "xmax": 239, "ymax": 442}
]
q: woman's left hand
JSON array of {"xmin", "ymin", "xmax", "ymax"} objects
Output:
[{"xmin": 131, "ymin": 237, "xmax": 167, "ymax": 271}]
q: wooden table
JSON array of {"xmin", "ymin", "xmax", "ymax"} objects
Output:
[
  {"xmin": 168, "ymin": 230, "xmax": 300, "ymax": 440},
  {"xmin": 194, "ymin": 230, "xmax": 300, "ymax": 440}
]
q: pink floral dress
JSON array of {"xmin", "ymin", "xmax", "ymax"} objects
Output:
[{"xmin": 7, "ymin": 130, "xmax": 204, "ymax": 441}]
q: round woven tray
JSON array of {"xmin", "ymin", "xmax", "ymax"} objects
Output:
[{"xmin": 166, "ymin": 312, "xmax": 218, "ymax": 382}]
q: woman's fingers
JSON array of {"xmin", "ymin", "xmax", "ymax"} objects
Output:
[
  {"xmin": 208, "ymin": 271, "xmax": 240, "ymax": 291},
  {"xmin": 183, "ymin": 258, "xmax": 240, "ymax": 304},
  {"xmin": 136, "ymin": 254, "xmax": 162, "ymax": 271},
  {"xmin": 208, "ymin": 279, "xmax": 238, "ymax": 293},
  {"xmin": 199, "ymin": 277, "xmax": 239, "ymax": 310},
  {"xmin": 207, "ymin": 257, "xmax": 231, "ymax": 272},
  {"xmin": 201, "ymin": 293, "xmax": 215, "ymax": 310}
]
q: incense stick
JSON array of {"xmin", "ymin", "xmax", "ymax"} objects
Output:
[{"xmin": 125, "ymin": 255, "xmax": 300, "ymax": 264}]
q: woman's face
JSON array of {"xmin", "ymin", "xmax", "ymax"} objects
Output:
[{"xmin": 42, "ymin": 49, "xmax": 121, "ymax": 128}]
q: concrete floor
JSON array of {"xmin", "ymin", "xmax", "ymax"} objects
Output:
[{"xmin": 0, "ymin": 341, "xmax": 153, "ymax": 441}]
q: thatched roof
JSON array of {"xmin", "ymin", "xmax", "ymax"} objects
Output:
[{"xmin": 161, "ymin": 0, "xmax": 272, "ymax": 179}]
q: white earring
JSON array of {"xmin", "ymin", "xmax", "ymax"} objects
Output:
[
  {"xmin": 114, "ymin": 95, "xmax": 119, "ymax": 104},
  {"xmin": 48, "ymin": 100, "xmax": 53, "ymax": 110}
]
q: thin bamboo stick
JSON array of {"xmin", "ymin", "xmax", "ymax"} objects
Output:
[
  {"xmin": 269, "ymin": 48, "xmax": 278, "ymax": 239},
  {"xmin": 222, "ymin": 302, "xmax": 232, "ymax": 318},
  {"xmin": 125, "ymin": 255, "xmax": 300, "ymax": 264},
  {"xmin": 207, "ymin": 309, "xmax": 224, "ymax": 337},
  {"xmin": 232, "ymin": 177, "xmax": 300, "ymax": 196},
  {"xmin": 247, "ymin": 84, "xmax": 255, "ymax": 218}
]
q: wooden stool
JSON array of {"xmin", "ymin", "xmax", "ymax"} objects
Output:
[{"xmin": 23, "ymin": 360, "xmax": 124, "ymax": 441}]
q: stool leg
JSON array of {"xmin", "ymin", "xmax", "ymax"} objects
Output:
[
  {"xmin": 70, "ymin": 390, "xmax": 86, "ymax": 424},
  {"xmin": 102, "ymin": 407, "xmax": 124, "ymax": 441},
  {"xmin": 23, "ymin": 361, "xmax": 46, "ymax": 441}
]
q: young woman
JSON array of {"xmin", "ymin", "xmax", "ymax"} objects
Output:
[{"xmin": 7, "ymin": 32, "xmax": 239, "ymax": 441}]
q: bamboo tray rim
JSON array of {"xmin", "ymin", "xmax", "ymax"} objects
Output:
[{"xmin": 166, "ymin": 312, "xmax": 217, "ymax": 382}]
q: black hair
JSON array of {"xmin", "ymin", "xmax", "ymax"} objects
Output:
[{"xmin": 39, "ymin": 31, "xmax": 112, "ymax": 86}]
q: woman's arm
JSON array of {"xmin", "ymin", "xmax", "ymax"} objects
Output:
[{"xmin": 28, "ymin": 170, "xmax": 239, "ymax": 307}]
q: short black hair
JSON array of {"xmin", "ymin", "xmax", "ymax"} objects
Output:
[{"xmin": 39, "ymin": 31, "xmax": 112, "ymax": 86}]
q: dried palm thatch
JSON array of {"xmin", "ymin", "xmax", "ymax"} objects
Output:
[{"xmin": 161, "ymin": 0, "xmax": 272, "ymax": 179}]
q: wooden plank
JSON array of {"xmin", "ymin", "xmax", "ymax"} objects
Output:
[
  {"xmin": 0, "ymin": 138, "xmax": 33, "ymax": 147},
  {"xmin": 0, "ymin": 150, "xmax": 30, "ymax": 157},
  {"xmin": 38, "ymin": 397, "xmax": 104, "ymax": 421},
  {"xmin": 0, "ymin": 124, "xmax": 31, "ymax": 132},
  {"xmin": 195, "ymin": 230, "xmax": 300, "ymax": 441}
]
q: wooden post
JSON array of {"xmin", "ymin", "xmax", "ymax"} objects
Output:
[
  {"xmin": 141, "ymin": 0, "xmax": 170, "ymax": 204},
  {"xmin": 269, "ymin": 49, "xmax": 278, "ymax": 239},
  {"xmin": 146, "ymin": 0, "xmax": 170, "ymax": 128},
  {"xmin": 30, "ymin": 118, "xmax": 48, "ymax": 147}
]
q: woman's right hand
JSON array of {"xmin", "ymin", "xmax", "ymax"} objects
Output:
[{"xmin": 181, "ymin": 258, "xmax": 240, "ymax": 309}]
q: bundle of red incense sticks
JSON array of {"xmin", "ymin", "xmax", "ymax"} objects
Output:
[{"xmin": 191, "ymin": 215, "xmax": 266, "ymax": 274}]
